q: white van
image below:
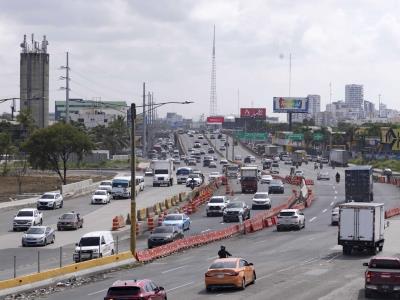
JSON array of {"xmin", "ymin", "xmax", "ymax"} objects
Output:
[
  {"xmin": 73, "ymin": 231, "xmax": 115, "ymax": 263},
  {"xmin": 135, "ymin": 176, "xmax": 145, "ymax": 195},
  {"xmin": 111, "ymin": 176, "xmax": 131, "ymax": 199}
]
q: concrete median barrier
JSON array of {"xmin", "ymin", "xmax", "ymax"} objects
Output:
[{"xmin": 137, "ymin": 208, "xmax": 147, "ymax": 221}]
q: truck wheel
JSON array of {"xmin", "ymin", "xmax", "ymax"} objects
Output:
[
  {"xmin": 39, "ymin": 219, "xmax": 43, "ymax": 225},
  {"xmin": 365, "ymin": 289, "xmax": 373, "ymax": 298},
  {"xmin": 379, "ymin": 246, "xmax": 383, "ymax": 252},
  {"xmin": 343, "ymin": 246, "xmax": 351, "ymax": 255},
  {"xmin": 371, "ymin": 247, "xmax": 377, "ymax": 255}
]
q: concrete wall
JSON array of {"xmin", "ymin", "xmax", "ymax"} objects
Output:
[{"xmin": 61, "ymin": 179, "xmax": 99, "ymax": 197}]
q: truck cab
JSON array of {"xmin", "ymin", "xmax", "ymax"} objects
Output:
[
  {"xmin": 240, "ymin": 166, "xmax": 258, "ymax": 193},
  {"xmin": 153, "ymin": 159, "xmax": 174, "ymax": 187}
]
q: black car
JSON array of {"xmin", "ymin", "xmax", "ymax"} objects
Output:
[
  {"xmin": 222, "ymin": 201, "xmax": 251, "ymax": 222},
  {"xmin": 268, "ymin": 179, "xmax": 284, "ymax": 194},
  {"xmin": 147, "ymin": 226, "xmax": 183, "ymax": 249},
  {"xmin": 208, "ymin": 148, "xmax": 215, "ymax": 154}
]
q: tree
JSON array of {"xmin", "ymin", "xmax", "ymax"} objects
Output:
[
  {"xmin": 16, "ymin": 109, "xmax": 36, "ymax": 138},
  {"xmin": 0, "ymin": 132, "xmax": 16, "ymax": 175},
  {"xmin": 23, "ymin": 123, "xmax": 94, "ymax": 184}
]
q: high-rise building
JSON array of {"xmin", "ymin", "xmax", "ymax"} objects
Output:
[
  {"xmin": 20, "ymin": 34, "xmax": 49, "ymax": 128},
  {"xmin": 292, "ymin": 94, "xmax": 321, "ymax": 123},
  {"xmin": 345, "ymin": 84, "xmax": 363, "ymax": 112}
]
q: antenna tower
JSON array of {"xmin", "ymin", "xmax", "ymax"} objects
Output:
[{"xmin": 209, "ymin": 25, "xmax": 217, "ymax": 116}]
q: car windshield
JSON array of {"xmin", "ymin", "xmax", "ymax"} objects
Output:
[
  {"xmin": 112, "ymin": 181, "xmax": 129, "ymax": 188},
  {"xmin": 227, "ymin": 202, "xmax": 242, "ymax": 208},
  {"xmin": 280, "ymin": 211, "xmax": 295, "ymax": 217},
  {"xmin": 17, "ymin": 211, "xmax": 33, "ymax": 217},
  {"xmin": 177, "ymin": 169, "xmax": 190, "ymax": 175},
  {"xmin": 165, "ymin": 215, "xmax": 183, "ymax": 221},
  {"xmin": 100, "ymin": 181, "xmax": 111, "ymax": 186},
  {"xmin": 369, "ymin": 259, "xmax": 400, "ymax": 269},
  {"xmin": 209, "ymin": 198, "xmax": 224, "ymax": 203},
  {"xmin": 153, "ymin": 227, "xmax": 174, "ymax": 233},
  {"xmin": 107, "ymin": 287, "xmax": 141, "ymax": 296},
  {"xmin": 209, "ymin": 261, "xmax": 237, "ymax": 269},
  {"xmin": 94, "ymin": 190, "xmax": 107, "ymax": 195},
  {"xmin": 270, "ymin": 180, "xmax": 282, "ymax": 185},
  {"xmin": 188, "ymin": 174, "xmax": 199, "ymax": 179},
  {"xmin": 254, "ymin": 194, "xmax": 268, "ymax": 199},
  {"xmin": 26, "ymin": 227, "xmax": 45, "ymax": 234},
  {"xmin": 60, "ymin": 214, "xmax": 75, "ymax": 220},
  {"xmin": 155, "ymin": 170, "xmax": 169, "ymax": 174},
  {"xmin": 79, "ymin": 237, "xmax": 100, "ymax": 246},
  {"xmin": 41, "ymin": 194, "xmax": 55, "ymax": 199}
]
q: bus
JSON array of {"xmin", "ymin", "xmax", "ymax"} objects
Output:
[{"xmin": 111, "ymin": 176, "xmax": 131, "ymax": 199}]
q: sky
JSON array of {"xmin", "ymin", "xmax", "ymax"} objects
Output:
[{"xmin": 1, "ymin": 0, "xmax": 400, "ymax": 121}]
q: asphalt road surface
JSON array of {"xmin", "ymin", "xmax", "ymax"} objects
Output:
[{"xmin": 27, "ymin": 133, "xmax": 400, "ymax": 300}]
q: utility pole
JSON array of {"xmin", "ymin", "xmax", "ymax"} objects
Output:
[
  {"xmin": 130, "ymin": 103, "xmax": 137, "ymax": 255},
  {"xmin": 142, "ymin": 82, "xmax": 146, "ymax": 158},
  {"xmin": 60, "ymin": 52, "xmax": 70, "ymax": 123},
  {"xmin": 66, "ymin": 52, "xmax": 70, "ymax": 123}
]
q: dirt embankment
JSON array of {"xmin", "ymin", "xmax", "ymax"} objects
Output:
[{"xmin": 0, "ymin": 174, "xmax": 110, "ymax": 203}]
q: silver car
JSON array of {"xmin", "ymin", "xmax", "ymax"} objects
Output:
[
  {"xmin": 331, "ymin": 207, "xmax": 339, "ymax": 225},
  {"xmin": 22, "ymin": 226, "xmax": 55, "ymax": 247}
]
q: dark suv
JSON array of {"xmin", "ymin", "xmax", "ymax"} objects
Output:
[
  {"xmin": 57, "ymin": 212, "xmax": 83, "ymax": 231},
  {"xmin": 223, "ymin": 201, "xmax": 251, "ymax": 222}
]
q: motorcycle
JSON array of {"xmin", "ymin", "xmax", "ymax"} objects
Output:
[{"xmin": 336, "ymin": 173, "xmax": 340, "ymax": 183}]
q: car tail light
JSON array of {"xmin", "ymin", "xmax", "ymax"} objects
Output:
[
  {"xmin": 205, "ymin": 273, "xmax": 212, "ymax": 277},
  {"xmin": 366, "ymin": 271, "xmax": 372, "ymax": 283}
]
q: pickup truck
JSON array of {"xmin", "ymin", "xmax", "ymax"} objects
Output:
[
  {"xmin": 13, "ymin": 208, "xmax": 43, "ymax": 231},
  {"xmin": 363, "ymin": 256, "xmax": 400, "ymax": 298}
]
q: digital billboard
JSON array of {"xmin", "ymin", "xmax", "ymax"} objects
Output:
[
  {"xmin": 206, "ymin": 116, "xmax": 224, "ymax": 124},
  {"xmin": 240, "ymin": 108, "xmax": 266, "ymax": 119},
  {"xmin": 273, "ymin": 97, "xmax": 308, "ymax": 113}
]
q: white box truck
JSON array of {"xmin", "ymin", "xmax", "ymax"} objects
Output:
[
  {"xmin": 152, "ymin": 159, "xmax": 174, "ymax": 187},
  {"xmin": 338, "ymin": 202, "xmax": 385, "ymax": 255},
  {"xmin": 329, "ymin": 149, "xmax": 349, "ymax": 167}
]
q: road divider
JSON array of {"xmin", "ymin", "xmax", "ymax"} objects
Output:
[{"xmin": 111, "ymin": 215, "xmax": 125, "ymax": 231}]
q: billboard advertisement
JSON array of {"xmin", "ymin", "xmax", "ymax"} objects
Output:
[
  {"xmin": 273, "ymin": 97, "xmax": 308, "ymax": 113},
  {"xmin": 240, "ymin": 108, "xmax": 266, "ymax": 119},
  {"xmin": 206, "ymin": 116, "xmax": 224, "ymax": 124}
]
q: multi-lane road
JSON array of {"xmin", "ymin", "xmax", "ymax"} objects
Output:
[{"xmin": 21, "ymin": 132, "xmax": 400, "ymax": 300}]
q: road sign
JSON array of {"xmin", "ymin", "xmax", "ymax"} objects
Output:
[
  {"xmin": 289, "ymin": 133, "xmax": 304, "ymax": 141},
  {"xmin": 313, "ymin": 133, "xmax": 324, "ymax": 141},
  {"xmin": 235, "ymin": 132, "xmax": 267, "ymax": 140}
]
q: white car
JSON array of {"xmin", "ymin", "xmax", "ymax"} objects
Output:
[
  {"xmin": 295, "ymin": 170, "xmax": 304, "ymax": 177},
  {"xmin": 331, "ymin": 207, "xmax": 339, "ymax": 225},
  {"xmin": 251, "ymin": 192, "xmax": 271, "ymax": 209},
  {"xmin": 37, "ymin": 192, "xmax": 64, "ymax": 210},
  {"xmin": 208, "ymin": 172, "xmax": 221, "ymax": 182},
  {"xmin": 13, "ymin": 208, "xmax": 43, "ymax": 231},
  {"xmin": 186, "ymin": 174, "xmax": 203, "ymax": 187},
  {"xmin": 220, "ymin": 159, "xmax": 228, "ymax": 165},
  {"xmin": 206, "ymin": 196, "xmax": 230, "ymax": 216},
  {"xmin": 277, "ymin": 209, "xmax": 305, "ymax": 231},
  {"xmin": 284, "ymin": 160, "xmax": 292, "ymax": 165},
  {"xmin": 91, "ymin": 190, "xmax": 111, "ymax": 204},
  {"xmin": 260, "ymin": 174, "xmax": 273, "ymax": 184},
  {"xmin": 98, "ymin": 180, "xmax": 112, "ymax": 192},
  {"xmin": 317, "ymin": 172, "xmax": 330, "ymax": 180},
  {"xmin": 234, "ymin": 155, "xmax": 242, "ymax": 161}
]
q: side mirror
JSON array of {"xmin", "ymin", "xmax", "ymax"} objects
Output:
[
  {"xmin": 363, "ymin": 262, "xmax": 369, "ymax": 267},
  {"xmin": 75, "ymin": 243, "xmax": 79, "ymax": 246},
  {"xmin": 248, "ymin": 262, "xmax": 254, "ymax": 266},
  {"xmin": 158, "ymin": 286, "xmax": 165, "ymax": 291}
]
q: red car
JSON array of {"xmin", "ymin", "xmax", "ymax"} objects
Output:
[{"xmin": 104, "ymin": 279, "xmax": 167, "ymax": 300}]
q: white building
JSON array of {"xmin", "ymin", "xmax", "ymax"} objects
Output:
[
  {"xmin": 345, "ymin": 84, "xmax": 363, "ymax": 117},
  {"xmin": 69, "ymin": 107, "xmax": 127, "ymax": 128},
  {"xmin": 292, "ymin": 94, "xmax": 321, "ymax": 123}
]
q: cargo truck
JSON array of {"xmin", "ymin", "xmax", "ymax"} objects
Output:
[
  {"xmin": 329, "ymin": 149, "xmax": 349, "ymax": 167},
  {"xmin": 240, "ymin": 165, "xmax": 258, "ymax": 193},
  {"xmin": 338, "ymin": 202, "xmax": 385, "ymax": 255},
  {"xmin": 152, "ymin": 159, "xmax": 174, "ymax": 187},
  {"xmin": 292, "ymin": 150, "xmax": 306, "ymax": 166},
  {"xmin": 345, "ymin": 166, "xmax": 373, "ymax": 202},
  {"xmin": 264, "ymin": 145, "xmax": 279, "ymax": 158}
]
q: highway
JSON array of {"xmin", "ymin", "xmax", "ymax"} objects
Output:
[{"xmin": 28, "ymin": 132, "xmax": 400, "ymax": 300}]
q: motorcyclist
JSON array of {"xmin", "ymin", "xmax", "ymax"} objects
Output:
[
  {"xmin": 319, "ymin": 162, "xmax": 323, "ymax": 169},
  {"xmin": 314, "ymin": 162, "xmax": 318, "ymax": 170},
  {"xmin": 336, "ymin": 172, "xmax": 340, "ymax": 183},
  {"xmin": 218, "ymin": 245, "xmax": 232, "ymax": 259},
  {"xmin": 190, "ymin": 177, "xmax": 196, "ymax": 190}
]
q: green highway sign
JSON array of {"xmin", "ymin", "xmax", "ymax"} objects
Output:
[
  {"xmin": 313, "ymin": 133, "xmax": 324, "ymax": 141},
  {"xmin": 289, "ymin": 133, "xmax": 304, "ymax": 141},
  {"xmin": 235, "ymin": 132, "xmax": 267, "ymax": 140}
]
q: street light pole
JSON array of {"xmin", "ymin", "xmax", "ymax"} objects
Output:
[{"xmin": 130, "ymin": 103, "xmax": 137, "ymax": 255}]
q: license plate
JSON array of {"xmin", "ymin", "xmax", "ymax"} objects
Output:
[
  {"xmin": 217, "ymin": 274, "xmax": 224, "ymax": 279},
  {"xmin": 81, "ymin": 253, "xmax": 90, "ymax": 258}
]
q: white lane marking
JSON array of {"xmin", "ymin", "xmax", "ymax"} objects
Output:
[
  {"xmin": 330, "ymin": 201, "xmax": 334, "ymax": 206},
  {"xmin": 88, "ymin": 288, "xmax": 108, "ymax": 296},
  {"xmin": 334, "ymin": 191, "xmax": 338, "ymax": 194},
  {"xmin": 216, "ymin": 294, "xmax": 224, "ymax": 297},
  {"xmin": 254, "ymin": 239, "xmax": 267, "ymax": 245},
  {"xmin": 277, "ymin": 265, "xmax": 297, "ymax": 273},
  {"xmin": 201, "ymin": 229, "xmax": 211, "ymax": 233},
  {"xmin": 161, "ymin": 265, "xmax": 186, "ymax": 274},
  {"xmin": 167, "ymin": 281, "xmax": 194, "ymax": 292},
  {"xmin": 309, "ymin": 217, "xmax": 317, "ymax": 222},
  {"xmin": 332, "ymin": 186, "xmax": 335, "ymax": 190},
  {"xmin": 257, "ymin": 274, "xmax": 274, "ymax": 280},
  {"xmin": 233, "ymin": 197, "xmax": 238, "ymax": 201},
  {"xmin": 302, "ymin": 257, "xmax": 319, "ymax": 265},
  {"xmin": 309, "ymin": 237, "xmax": 315, "ymax": 241},
  {"xmin": 334, "ymin": 196, "xmax": 337, "ymax": 199},
  {"xmin": 327, "ymin": 253, "xmax": 341, "ymax": 263},
  {"xmin": 322, "ymin": 209, "xmax": 327, "ymax": 213}
]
